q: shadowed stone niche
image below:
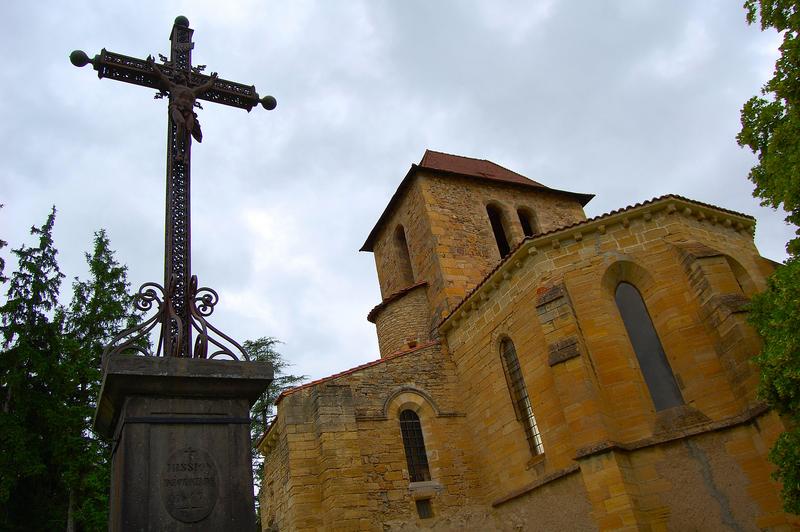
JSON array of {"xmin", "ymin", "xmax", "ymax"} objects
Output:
[{"xmin": 94, "ymin": 355, "xmax": 273, "ymax": 531}]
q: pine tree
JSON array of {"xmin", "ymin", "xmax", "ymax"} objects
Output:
[
  {"xmin": 0, "ymin": 212, "xmax": 140, "ymax": 530},
  {"xmin": 63, "ymin": 229, "xmax": 141, "ymax": 531},
  {"xmin": 0, "ymin": 207, "xmax": 69, "ymax": 530}
]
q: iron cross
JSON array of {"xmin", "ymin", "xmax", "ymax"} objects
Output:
[{"xmin": 71, "ymin": 16, "xmax": 275, "ymax": 359}]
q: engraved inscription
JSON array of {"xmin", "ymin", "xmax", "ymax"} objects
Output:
[{"xmin": 162, "ymin": 447, "xmax": 218, "ymax": 523}]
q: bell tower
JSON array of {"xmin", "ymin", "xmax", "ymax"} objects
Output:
[{"xmin": 362, "ymin": 150, "xmax": 593, "ymax": 357}]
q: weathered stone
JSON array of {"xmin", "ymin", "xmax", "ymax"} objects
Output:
[
  {"xmin": 258, "ymin": 153, "xmax": 797, "ymax": 530},
  {"xmin": 96, "ymin": 355, "xmax": 272, "ymax": 531}
]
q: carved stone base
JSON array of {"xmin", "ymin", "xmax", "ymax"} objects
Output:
[{"xmin": 94, "ymin": 355, "xmax": 273, "ymax": 531}]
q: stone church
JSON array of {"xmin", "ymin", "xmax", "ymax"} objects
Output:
[{"xmin": 257, "ymin": 150, "xmax": 797, "ymax": 530}]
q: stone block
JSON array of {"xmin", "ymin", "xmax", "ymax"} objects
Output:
[{"xmin": 95, "ymin": 354, "xmax": 272, "ymax": 531}]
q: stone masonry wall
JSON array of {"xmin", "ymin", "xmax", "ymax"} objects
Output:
[
  {"xmin": 261, "ymin": 190, "xmax": 796, "ymax": 530},
  {"xmin": 417, "ymin": 172, "xmax": 587, "ymax": 327},
  {"xmin": 372, "ymin": 180, "xmax": 436, "ymax": 300},
  {"xmin": 442, "ymin": 198, "xmax": 795, "ymax": 529},
  {"xmin": 369, "ymin": 172, "xmax": 587, "ymax": 344},
  {"xmin": 260, "ymin": 343, "xmax": 485, "ymax": 530},
  {"xmin": 372, "ymin": 284, "xmax": 431, "ymax": 357}
]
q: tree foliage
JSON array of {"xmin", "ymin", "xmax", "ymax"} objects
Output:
[
  {"xmin": 738, "ymin": 0, "xmax": 800, "ymax": 514},
  {"xmin": 749, "ymin": 257, "xmax": 800, "ymax": 514},
  {"xmin": 738, "ymin": 0, "xmax": 800, "ymax": 253},
  {"xmin": 62, "ymin": 230, "xmax": 141, "ymax": 530},
  {"xmin": 0, "ymin": 210, "xmax": 139, "ymax": 530},
  {"xmin": 0, "ymin": 207, "xmax": 69, "ymax": 529}
]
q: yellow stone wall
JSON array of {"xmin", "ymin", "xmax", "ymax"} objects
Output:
[
  {"xmin": 260, "ymin": 168, "xmax": 796, "ymax": 530},
  {"xmin": 261, "ymin": 343, "xmax": 487, "ymax": 530},
  {"xmin": 442, "ymin": 197, "xmax": 794, "ymax": 530},
  {"xmin": 371, "ymin": 179, "xmax": 435, "ymax": 300},
  {"xmin": 370, "ymin": 283, "xmax": 431, "ymax": 358},
  {"xmin": 369, "ymin": 171, "xmax": 587, "ymax": 357}
]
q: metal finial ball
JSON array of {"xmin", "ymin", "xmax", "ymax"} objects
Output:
[
  {"xmin": 260, "ymin": 95, "xmax": 277, "ymax": 110},
  {"xmin": 174, "ymin": 16, "xmax": 190, "ymax": 27},
  {"xmin": 70, "ymin": 50, "xmax": 91, "ymax": 67}
]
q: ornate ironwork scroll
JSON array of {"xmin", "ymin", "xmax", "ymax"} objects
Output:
[
  {"xmin": 73, "ymin": 16, "xmax": 276, "ymax": 360},
  {"xmin": 103, "ymin": 274, "xmax": 250, "ymax": 360}
]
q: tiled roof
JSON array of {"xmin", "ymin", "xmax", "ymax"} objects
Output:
[
  {"xmin": 439, "ymin": 194, "xmax": 756, "ymax": 326},
  {"xmin": 360, "ymin": 150, "xmax": 593, "ymax": 252},
  {"xmin": 418, "ymin": 150, "xmax": 546, "ymax": 188}
]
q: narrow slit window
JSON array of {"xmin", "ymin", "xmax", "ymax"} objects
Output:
[
  {"xmin": 395, "ymin": 225, "xmax": 414, "ymax": 287},
  {"xmin": 399, "ymin": 410, "xmax": 431, "ymax": 482},
  {"xmin": 500, "ymin": 338, "xmax": 544, "ymax": 455},
  {"xmin": 517, "ymin": 208, "xmax": 538, "ymax": 237},
  {"xmin": 486, "ymin": 204, "xmax": 511, "ymax": 257},
  {"xmin": 415, "ymin": 499, "xmax": 433, "ymax": 519},
  {"xmin": 615, "ymin": 282, "xmax": 684, "ymax": 411}
]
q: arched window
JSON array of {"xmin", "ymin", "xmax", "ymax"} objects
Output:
[
  {"xmin": 399, "ymin": 410, "xmax": 431, "ymax": 482},
  {"xmin": 486, "ymin": 204, "xmax": 511, "ymax": 257},
  {"xmin": 615, "ymin": 282, "xmax": 684, "ymax": 411},
  {"xmin": 394, "ymin": 225, "xmax": 414, "ymax": 287},
  {"xmin": 517, "ymin": 208, "xmax": 538, "ymax": 237},
  {"xmin": 500, "ymin": 338, "xmax": 544, "ymax": 455}
]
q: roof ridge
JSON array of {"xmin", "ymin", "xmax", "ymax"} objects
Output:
[
  {"xmin": 422, "ymin": 149, "xmax": 491, "ymax": 164},
  {"xmin": 420, "ymin": 149, "xmax": 535, "ymax": 182}
]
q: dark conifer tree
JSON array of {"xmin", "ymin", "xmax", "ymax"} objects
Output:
[
  {"xmin": 63, "ymin": 229, "xmax": 141, "ymax": 530},
  {"xmin": 0, "ymin": 207, "xmax": 69, "ymax": 530},
  {"xmin": 0, "ymin": 212, "xmax": 140, "ymax": 531}
]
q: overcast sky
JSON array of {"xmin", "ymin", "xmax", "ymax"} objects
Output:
[{"xmin": 1, "ymin": 1, "xmax": 794, "ymax": 382}]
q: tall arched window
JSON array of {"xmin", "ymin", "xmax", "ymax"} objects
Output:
[
  {"xmin": 615, "ymin": 282, "xmax": 684, "ymax": 411},
  {"xmin": 486, "ymin": 204, "xmax": 511, "ymax": 257},
  {"xmin": 394, "ymin": 225, "xmax": 414, "ymax": 287},
  {"xmin": 500, "ymin": 338, "xmax": 544, "ymax": 455},
  {"xmin": 517, "ymin": 208, "xmax": 538, "ymax": 237},
  {"xmin": 399, "ymin": 410, "xmax": 431, "ymax": 482}
]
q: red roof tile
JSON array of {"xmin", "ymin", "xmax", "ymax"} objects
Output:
[{"xmin": 419, "ymin": 150, "xmax": 546, "ymax": 188}]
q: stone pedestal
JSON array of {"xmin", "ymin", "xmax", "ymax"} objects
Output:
[{"xmin": 94, "ymin": 355, "xmax": 273, "ymax": 532}]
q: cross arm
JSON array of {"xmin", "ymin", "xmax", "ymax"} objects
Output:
[{"xmin": 70, "ymin": 49, "xmax": 277, "ymax": 111}]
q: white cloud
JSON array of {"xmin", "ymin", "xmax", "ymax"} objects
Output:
[{"xmin": 0, "ymin": 0, "xmax": 794, "ymax": 383}]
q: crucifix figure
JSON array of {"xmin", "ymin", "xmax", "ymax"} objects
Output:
[
  {"xmin": 71, "ymin": 16, "xmax": 276, "ymax": 359},
  {"xmin": 148, "ymin": 56, "xmax": 217, "ymax": 158}
]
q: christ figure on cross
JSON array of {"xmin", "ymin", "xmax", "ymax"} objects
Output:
[{"xmin": 148, "ymin": 56, "xmax": 218, "ymax": 159}]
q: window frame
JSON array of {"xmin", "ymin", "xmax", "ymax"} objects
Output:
[
  {"xmin": 614, "ymin": 281, "xmax": 684, "ymax": 411},
  {"xmin": 499, "ymin": 337, "xmax": 545, "ymax": 456},
  {"xmin": 516, "ymin": 207, "xmax": 538, "ymax": 237},
  {"xmin": 486, "ymin": 203, "xmax": 512, "ymax": 257},
  {"xmin": 399, "ymin": 409, "xmax": 432, "ymax": 482}
]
